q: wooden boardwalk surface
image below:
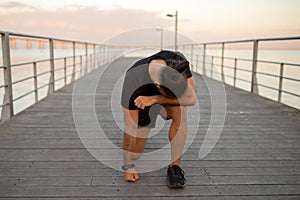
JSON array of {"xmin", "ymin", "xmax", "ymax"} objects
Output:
[{"xmin": 0, "ymin": 57, "xmax": 299, "ymax": 199}]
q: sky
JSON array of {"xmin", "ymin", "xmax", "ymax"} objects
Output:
[{"xmin": 0, "ymin": 0, "xmax": 300, "ymax": 45}]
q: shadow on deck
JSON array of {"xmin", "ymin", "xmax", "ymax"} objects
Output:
[{"xmin": 0, "ymin": 57, "xmax": 299, "ymax": 199}]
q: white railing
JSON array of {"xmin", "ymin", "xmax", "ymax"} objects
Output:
[
  {"xmin": 0, "ymin": 31, "xmax": 127, "ymax": 122},
  {"xmin": 177, "ymin": 37, "xmax": 300, "ymax": 109},
  {"xmin": 1, "ymin": 32, "xmax": 299, "ymax": 122}
]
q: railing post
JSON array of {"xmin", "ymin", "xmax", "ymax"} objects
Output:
[
  {"xmin": 104, "ymin": 46, "xmax": 108, "ymax": 64},
  {"xmin": 1, "ymin": 32, "xmax": 14, "ymax": 121},
  {"xmin": 85, "ymin": 43, "xmax": 88, "ymax": 74},
  {"xmin": 211, "ymin": 56, "xmax": 214, "ymax": 78},
  {"xmin": 80, "ymin": 55, "xmax": 83, "ymax": 77},
  {"xmin": 194, "ymin": 54, "xmax": 198, "ymax": 73},
  {"xmin": 93, "ymin": 44, "xmax": 96, "ymax": 70},
  {"xmin": 64, "ymin": 58, "xmax": 67, "ymax": 85},
  {"xmin": 71, "ymin": 42, "xmax": 76, "ymax": 82},
  {"xmin": 190, "ymin": 44, "xmax": 194, "ymax": 66},
  {"xmin": 251, "ymin": 40, "xmax": 259, "ymax": 94},
  {"xmin": 234, "ymin": 58, "xmax": 237, "ymax": 87},
  {"xmin": 278, "ymin": 63, "xmax": 284, "ymax": 102},
  {"xmin": 221, "ymin": 43, "xmax": 225, "ymax": 82},
  {"xmin": 33, "ymin": 62, "xmax": 38, "ymax": 103},
  {"xmin": 99, "ymin": 45, "xmax": 102, "ymax": 66},
  {"xmin": 202, "ymin": 44, "xmax": 206, "ymax": 76},
  {"xmin": 97, "ymin": 45, "xmax": 100, "ymax": 68},
  {"xmin": 48, "ymin": 39, "xmax": 55, "ymax": 94}
]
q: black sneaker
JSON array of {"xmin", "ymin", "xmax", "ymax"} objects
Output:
[{"xmin": 167, "ymin": 165, "xmax": 186, "ymax": 188}]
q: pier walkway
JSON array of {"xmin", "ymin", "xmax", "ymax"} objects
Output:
[{"xmin": 0, "ymin": 57, "xmax": 299, "ymax": 199}]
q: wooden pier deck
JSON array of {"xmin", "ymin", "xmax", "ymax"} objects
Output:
[{"xmin": 0, "ymin": 57, "xmax": 299, "ymax": 199}]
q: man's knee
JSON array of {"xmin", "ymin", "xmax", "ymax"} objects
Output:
[
  {"xmin": 165, "ymin": 106, "xmax": 187, "ymax": 130},
  {"xmin": 167, "ymin": 106, "xmax": 187, "ymax": 121}
]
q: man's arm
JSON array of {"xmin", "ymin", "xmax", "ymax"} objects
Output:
[{"xmin": 134, "ymin": 77, "xmax": 197, "ymax": 109}]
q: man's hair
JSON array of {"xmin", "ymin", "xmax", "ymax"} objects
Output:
[{"xmin": 160, "ymin": 67, "xmax": 187, "ymax": 99}]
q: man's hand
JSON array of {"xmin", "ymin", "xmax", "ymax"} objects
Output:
[
  {"xmin": 124, "ymin": 168, "xmax": 140, "ymax": 182},
  {"xmin": 134, "ymin": 96, "xmax": 157, "ymax": 109}
]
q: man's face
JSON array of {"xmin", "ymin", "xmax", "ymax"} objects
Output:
[
  {"xmin": 155, "ymin": 81, "xmax": 175, "ymax": 99},
  {"xmin": 157, "ymin": 86, "xmax": 177, "ymax": 99}
]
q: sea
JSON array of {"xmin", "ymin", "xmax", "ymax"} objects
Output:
[{"xmin": 0, "ymin": 47, "xmax": 299, "ymax": 120}]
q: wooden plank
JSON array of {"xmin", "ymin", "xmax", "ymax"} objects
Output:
[
  {"xmin": 0, "ymin": 167, "xmax": 298, "ymax": 178},
  {"xmin": 0, "ymin": 57, "xmax": 299, "ymax": 199},
  {"xmin": 0, "ymin": 160, "xmax": 299, "ymax": 169},
  {"xmin": 0, "ymin": 185, "xmax": 299, "ymax": 197},
  {"xmin": 2, "ymin": 173, "xmax": 294, "ymax": 188}
]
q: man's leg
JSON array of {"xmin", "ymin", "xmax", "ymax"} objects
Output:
[
  {"xmin": 131, "ymin": 104, "xmax": 161, "ymax": 160},
  {"xmin": 163, "ymin": 105, "xmax": 187, "ymax": 188},
  {"xmin": 163, "ymin": 106, "xmax": 187, "ymax": 166},
  {"xmin": 131, "ymin": 127, "xmax": 151, "ymax": 160}
]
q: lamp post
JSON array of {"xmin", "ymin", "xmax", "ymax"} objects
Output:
[
  {"xmin": 156, "ymin": 27, "xmax": 163, "ymax": 50},
  {"xmin": 166, "ymin": 10, "xmax": 178, "ymax": 51}
]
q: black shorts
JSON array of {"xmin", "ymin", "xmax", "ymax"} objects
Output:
[{"xmin": 138, "ymin": 104, "xmax": 170, "ymax": 128}]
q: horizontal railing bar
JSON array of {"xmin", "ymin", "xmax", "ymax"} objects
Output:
[
  {"xmin": 236, "ymin": 68, "xmax": 253, "ymax": 73},
  {"xmin": 54, "ymin": 56, "xmax": 74, "ymax": 61},
  {"xmin": 282, "ymin": 90, "xmax": 300, "ymax": 98},
  {"xmin": 283, "ymin": 76, "xmax": 300, "ymax": 82},
  {"xmin": 258, "ymin": 60, "xmax": 300, "ymax": 67},
  {"xmin": 182, "ymin": 36, "xmax": 300, "ymax": 46},
  {"xmin": 36, "ymin": 71, "xmax": 51, "ymax": 77},
  {"xmin": 223, "ymin": 74, "xmax": 235, "ymax": 79},
  {"xmin": 54, "ymin": 76, "xmax": 66, "ymax": 82},
  {"xmin": 199, "ymin": 54, "xmax": 300, "ymax": 68},
  {"xmin": 53, "ymin": 70, "xmax": 82, "ymax": 83},
  {"xmin": 66, "ymin": 65, "xmax": 76, "ymax": 69},
  {"xmin": 54, "ymin": 54, "xmax": 85, "ymax": 61},
  {"xmin": 258, "ymin": 36, "xmax": 300, "ymax": 42},
  {"xmin": 6, "ymin": 67, "xmax": 88, "ymax": 102},
  {"xmin": 234, "ymin": 77, "xmax": 252, "ymax": 84},
  {"xmin": 254, "ymin": 82, "xmax": 278, "ymax": 91},
  {"xmin": 198, "ymin": 68, "xmax": 252, "ymax": 84},
  {"xmin": 208, "ymin": 70, "xmax": 251, "ymax": 84},
  {"xmin": 11, "ymin": 59, "xmax": 50, "ymax": 67},
  {"xmin": 222, "ymin": 65, "xmax": 235, "ymax": 70},
  {"xmin": 36, "ymin": 83, "xmax": 50, "ymax": 91},
  {"xmin": 11, "ymin": 76, "xmax": 34, "ymax": 85},
  {"xmin": 209, "ymin": 55, "xmax": 253, "ymax": 62},
  {"xmin": 54, "ymin": 66, "xmax": 65, "ymax": 72},
  {"xmin": 3, "ymin": 65, "xmax": 101, "ymax": 104},
  {"xmin": 65, "ymin": 73, "xmax": 75, "ymax": 78},
  {"xmin": 54, "ymin": 62, "xmax": 81, "ymax": 72},
  {"xmin": 212, "ymin": 63, "xmax": 252, "ymax": 73},
  {"xmin": 0, "ymin": 101, "xmax": 9, "ymax": 108},
  {"xmin": 0, "ymin": 84, "xmax": 7, "ymax": 89},
  {"xmin": 13, "ymin": 90, "xmax": 35, "ymax": 102},
  {"xmin": 10, "ymin": 54, "xmax": 87, "ymax": 68},
  {"xmin": 256, "ymin": 71, "xmax": 280, "ymax": 78},
  {"xmin": 193, "ymin": 40, "xmax": 255, "ymax": 45},
  {"xmin": 0, "ymin": 30, "xmax": 99, "ymax": 46}
]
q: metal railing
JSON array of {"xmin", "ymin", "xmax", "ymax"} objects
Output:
[
  {"xmin": 1, "ymin": 32, "xmax": 299, "ymax": 122},
  {"xmin": 177, "ymin": 36, "xmax": 300, "ymax": 109},
  {"xmin": 0, "ymin": 31, "xmax": 126, "ymax": 122}
]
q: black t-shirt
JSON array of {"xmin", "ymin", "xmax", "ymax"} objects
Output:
[{"xmin": 121, "ymin": 50, "xmax": 192, "ymax": 110}]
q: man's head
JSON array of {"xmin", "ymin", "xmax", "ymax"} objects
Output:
[{"xmin": 155, "ymin": 66, "xmax": 187, "ymax": 99}]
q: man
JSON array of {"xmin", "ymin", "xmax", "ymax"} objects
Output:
[{"xmin": 121, "ymin": 50, "xmax": 197, "ymax": 188}]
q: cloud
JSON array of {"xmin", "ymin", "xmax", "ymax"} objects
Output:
[
  {"xmin": 0, "ymin": 2, "xmax": 176, "ymax": 44},
  {"xmin": 0, "ymin": 1, "xmax": 36, "ymax": 13}
]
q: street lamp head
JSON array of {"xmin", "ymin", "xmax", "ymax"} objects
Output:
[{"xmin": 166, "ymin": 14, "xmax": 174, "ymax": 17}]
